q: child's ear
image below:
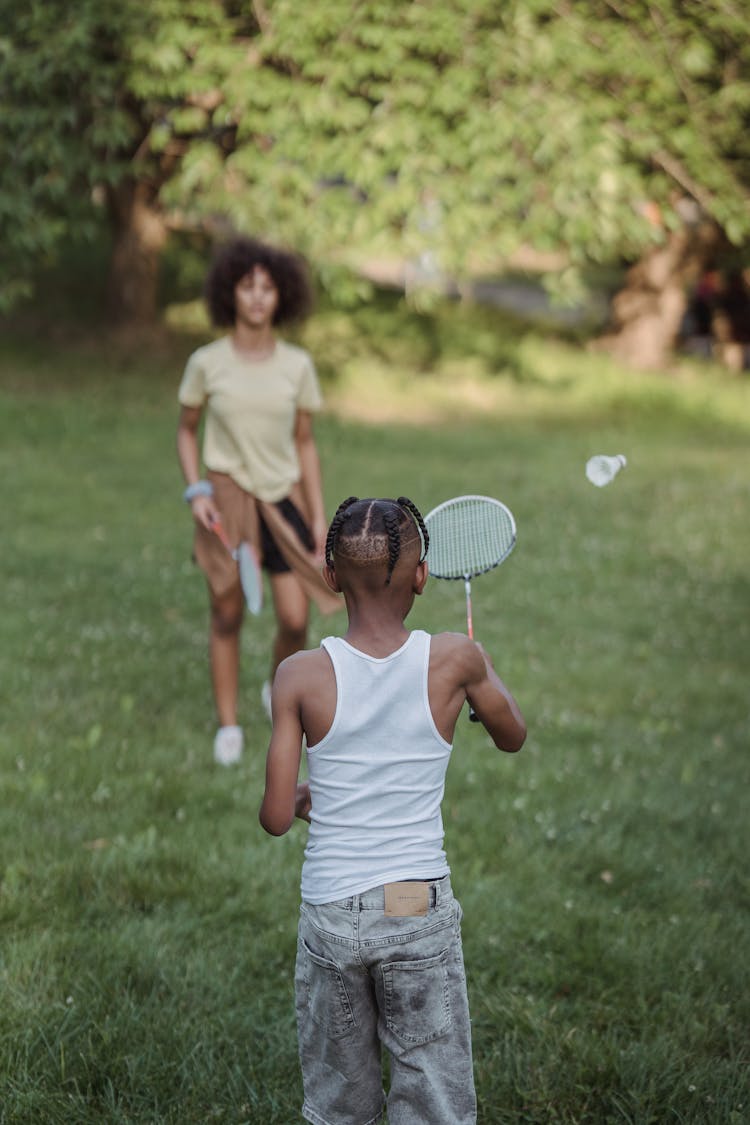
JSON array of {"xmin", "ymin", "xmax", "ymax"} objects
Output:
[
  {"xmin": 323, "ymin": 564, "xmax": 342, "ymax": 593},
  {"xmin": 413, "ymin": 560, "xmax": 429, "ymax": 596}
]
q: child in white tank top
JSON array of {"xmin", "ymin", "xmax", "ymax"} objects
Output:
[{"xmin": 260, "ymin": 495, "xmax": 526, "ymax": 1125}]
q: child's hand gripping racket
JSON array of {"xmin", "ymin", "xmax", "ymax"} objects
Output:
[
  {"xmin": 210, "ymin": 517, "xmax": 263, "ymax": 616},
  {"xmin": 424, "ymin": 495, "xmax": 517, "ymax": 721}
]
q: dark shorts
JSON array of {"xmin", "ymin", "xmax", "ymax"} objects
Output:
[
  {"xmin": 260, "ymin": 497, "xmax": 314, "ymax": 575},
  {"xmin": 193, "ymin": 472, "xmax": 314, "ymax": 597}
]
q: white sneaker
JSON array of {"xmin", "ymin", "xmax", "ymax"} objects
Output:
[
  {"xmin": 261, "ymin": 680, "xmax": 273, "ymax": 722},
  {"xmin": 213, "ymin": 725, "xmax": 244, "ymax": 766}
]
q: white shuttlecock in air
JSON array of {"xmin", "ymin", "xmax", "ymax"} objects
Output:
[{"xmin": 585, "ymin": 454, "xmax": 627, "ymax": 487}]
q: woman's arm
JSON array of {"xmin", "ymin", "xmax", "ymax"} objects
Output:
[
  {"xmin": 294, "ymin": 409, "xmax": 327, "ymax": 561},
  {"xmin": 176, "ymin": 404, "xmax": 218, "ymax": 529}
]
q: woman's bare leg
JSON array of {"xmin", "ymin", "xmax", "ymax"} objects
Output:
[
  {"xmin": 209, "ymin": 585, "xmax": 245, "ymax": 727},
  {"xmin": 268, "ymin": 571, "xmax": 310, "ymax": 681}
]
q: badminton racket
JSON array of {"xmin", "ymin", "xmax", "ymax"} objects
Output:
[
  {"xmin": 424, "ymin": 495, "xmax": 517, "ymax": 720},
  {"xmin": 210, "ymin": 517, "xmax": 263, "ymax": 616}
]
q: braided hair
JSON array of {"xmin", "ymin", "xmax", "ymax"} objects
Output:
[{"xmin": 325, "ymin": 496, "xmax": 429, "ymax": 585}]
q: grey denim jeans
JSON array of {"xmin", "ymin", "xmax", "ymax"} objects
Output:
[{"xmin": 295, "ymin": 875, "xmax": 477, "ymax": 1125}]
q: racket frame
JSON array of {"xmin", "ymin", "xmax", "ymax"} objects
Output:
[
  {"xmin": 424, "ymin": 494, "xmax": 517, "ymax": 720},
  {"xmin": 424, "ymin": 494, "xmax": 517, "ymax": 583}
]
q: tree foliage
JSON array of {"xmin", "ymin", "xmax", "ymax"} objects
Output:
[
  {"xmin": 0, "ymin": 0, "xmax": 248, "ymax": 310},
  {"xmin": 218, "ymin": 0, "xmax": 748, "ymax": 297},
  {"xmin": 1, "ymin": 0, "xmax": 748, "ymax": 316}
]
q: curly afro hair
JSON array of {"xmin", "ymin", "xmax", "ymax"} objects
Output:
[{"xmin": 204, "ymin": 237, "xmax": 313, "ymax": 328}]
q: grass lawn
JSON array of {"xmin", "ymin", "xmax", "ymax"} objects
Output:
[{"xmin": 1, "ymin": 295, "xmax": 749, "ymax": 1123}]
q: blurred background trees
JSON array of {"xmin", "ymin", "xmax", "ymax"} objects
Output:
[
  {"xmin": 0, "ymin": 0, "xmax": 248, "ymax": 322},
  {"xmin": 2, "ymin": 0, "xmax": 748, "ymax": 368}
]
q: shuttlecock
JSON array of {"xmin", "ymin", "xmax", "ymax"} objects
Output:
[{"xmin": 585, "ymin": 454, "xmax": 627, "ymax": 487}]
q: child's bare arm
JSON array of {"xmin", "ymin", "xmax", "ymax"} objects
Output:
[
  {"xmin": 464, "ymin": 642, "xmax": 526, "ymax": 752},
  {"xmin": 259, "ymin": 658, "xmax": 306, "ymax": 835}
]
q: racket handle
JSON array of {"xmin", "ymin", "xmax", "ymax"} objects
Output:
[
  {"xmin": 464, "ymin": 577, "xmax": 473, "ymax": 641},
  {"xmin": 209, "ymin": 516, "xmax": 232, "ymax": 552},
  {"xmin": 464, "ymin": 577, "xmax": 479, "ymax": 720}
]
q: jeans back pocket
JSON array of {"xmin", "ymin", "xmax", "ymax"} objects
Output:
[
  {"xmin": 299, "ymin": 938, "xmax": 356, "ymax": 1041},
  {"xmin": 381, "ymin": 948, "xmax": 452, "ymax": 1046}
]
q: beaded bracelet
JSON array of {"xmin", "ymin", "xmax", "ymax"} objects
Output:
[{"xmin": 183, "ymin": 480, "xmax": 214, "ymax": 503}]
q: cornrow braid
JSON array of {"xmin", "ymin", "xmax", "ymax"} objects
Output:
[
  {"xmin": 325, "ymin": 494, "xmax": 429, "ymax": 585},
  {"xmin": 382, "ymin": 506, "xmax": 401, "ymax": 585},
  {"xmin": 396, "ymin": 496, "xmax": 429, "ymax": 561},
  {"xmin": 325, "ymin": 496, "xmax": 359, "ymax": 568}
]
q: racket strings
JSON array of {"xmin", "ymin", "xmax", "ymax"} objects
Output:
[{"xmin": 426, "ymin": 499, "xmax": 515, "ymax": 579}]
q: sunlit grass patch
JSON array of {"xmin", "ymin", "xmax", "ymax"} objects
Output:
[{"xmin": 1, "ymin": 306, "xmax": 748, "ymax": 1122}]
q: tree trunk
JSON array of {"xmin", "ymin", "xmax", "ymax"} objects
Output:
[
  {"xmin": 602, "ymin": 221, "xmax": 722, "ymax": 371},
  {"xmin": 105, "ymin": 179, "xmax": 167, "ymax": 326}
]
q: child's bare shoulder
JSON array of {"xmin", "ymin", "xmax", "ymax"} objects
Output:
[
  {"xmin": 430, "ymin": 631, "xmax": 483, "ymax": 674},
  {"xmin": 275, "ymin": 646, "xmax": 334, "ymax": 694},
  {"xmin": 431, "ymin": 630, "xmax": 476, "ymax": 653},
  {"xmin": 278, "ymin": 645, "xmax": 329, "ymax": 675}
]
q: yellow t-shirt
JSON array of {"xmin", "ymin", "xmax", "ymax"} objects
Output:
[{"xmin": 178, "ymin": 336, "xmax": 323, "ymax": 502}]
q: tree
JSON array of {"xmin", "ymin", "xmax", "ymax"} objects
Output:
[
  {"xmin": 211, "ymin": 0, "xmax": 747, "ymax": 368},
  {"xmin": 2, "ymin": 0, "xmax": 748, "ymax": 367},
  {"xmin": 0, "ymin": 0, "xmax": 248, "ymax": 321}
]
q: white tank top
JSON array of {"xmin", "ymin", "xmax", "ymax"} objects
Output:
[{"xmin": 300, "ymin": 630, "xmax": 452, "ymax": 905}]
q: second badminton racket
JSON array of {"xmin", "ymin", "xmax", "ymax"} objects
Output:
[{"xmin": 210, "ymin": 517, "xmax": 263, "ymax": 616}]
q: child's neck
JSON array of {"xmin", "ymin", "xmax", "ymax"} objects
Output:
[{"xmin": 343, "ymin": 606, "xmax": 410, "ymax": 659}]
